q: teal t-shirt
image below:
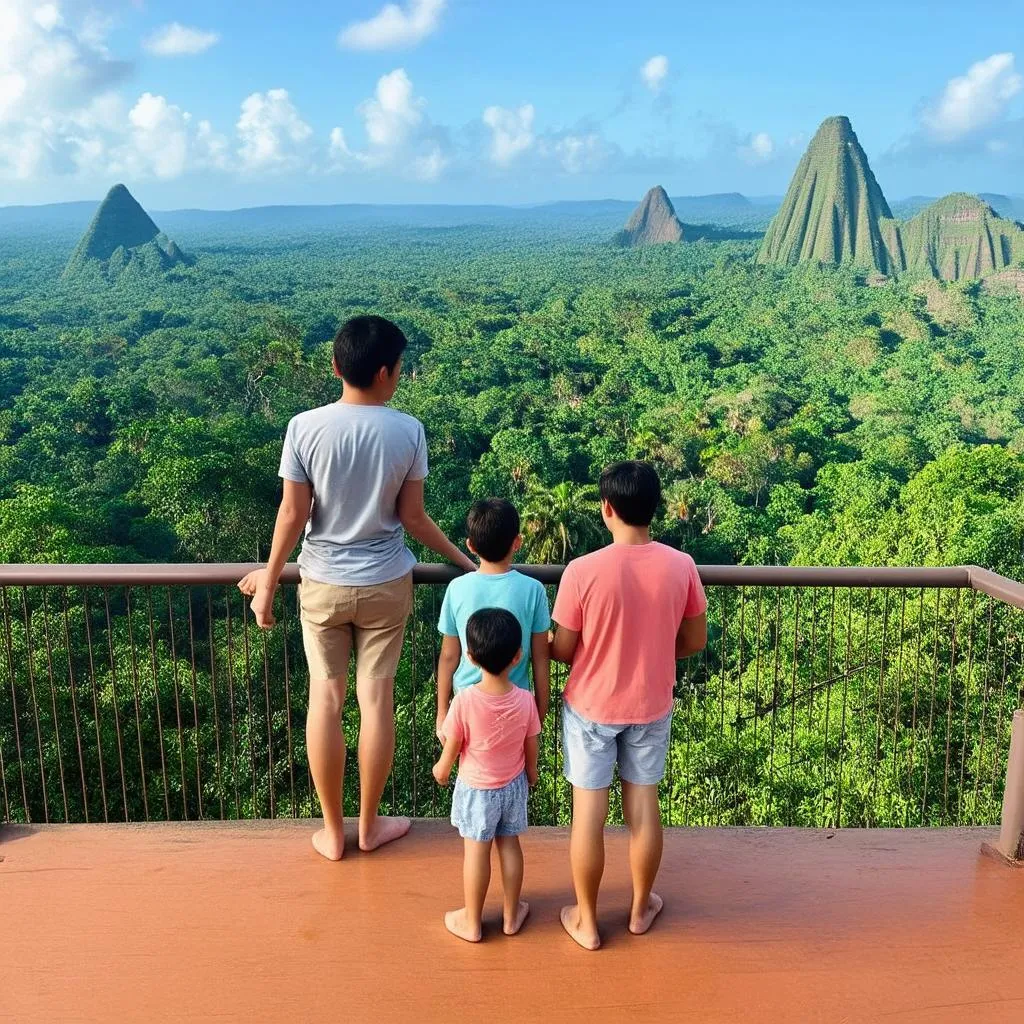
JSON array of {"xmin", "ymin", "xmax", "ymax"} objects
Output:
[{"xmin": 438, "ymin": 570, "xmax": 551, "ymax": 692}]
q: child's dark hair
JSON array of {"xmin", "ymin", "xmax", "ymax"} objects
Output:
[
  {"xmin": 333, "ymin": 315, "xmax": 408, "ymax": 389},
  {"xmin": 465, "ymin": 608, "xmax": 522, "ymax": 675},
  {"xmin": 599, "ymin": 460, "xmax": 662, "ymax": 527},
  {"xmin": 466, "ymin": 498, "xmax": 520, "ymax": 562}
]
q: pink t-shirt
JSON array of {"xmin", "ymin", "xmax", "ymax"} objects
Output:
[
  {"xmin": 553, "ymin": 542, "xmax": 707, "ymax": 726},
  {"xmin": 443, "ymin": 684, "xmax": 542, "ymax": 789}
]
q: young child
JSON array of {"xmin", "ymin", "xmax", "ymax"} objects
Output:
[
  {"xmin": 433, "ymin": 608, "xmax": 541, "ymax": 943},
  {"xmin": 436, "ymin": 498, "xmax": 550, "ymax": 738},
  {"xmin": 238, "ymin": 315, "xmax": 475, "ymax": 862},
  {"xmin": 550, "ymin": 461, "xmax": 708, "ymax": 951}
]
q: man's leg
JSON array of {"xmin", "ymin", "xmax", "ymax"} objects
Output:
[
  {"xmin": 560, "ymin": 785, "xmax": 608, "ymax": 951},
  {"xmin": 445, "ymin": 839, "xmax": 491, "ymax": 943},
  {"xmin": 622, "ymin": 780, "xmax": 665, "ymax": 934},
  {"xmin": 307, "ymin": 673, "xmax": 348, "ymax": 860},
  {"xmin": 355, "ymin": 672, "xmax": 410, "ymax": 850},
  {"xmin": 353, "ymin": 574, "xmax": 413, "ymax": 852}
]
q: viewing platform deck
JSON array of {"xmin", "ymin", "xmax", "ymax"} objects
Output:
[{"xmin": 4, "ymin": 821, "xmax": 1023, "ymax": 1023}]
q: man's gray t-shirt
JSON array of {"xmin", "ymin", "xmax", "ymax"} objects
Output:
[{"xmin": 278, "ymin": 403, "xmax": 428, "ymax": 586}]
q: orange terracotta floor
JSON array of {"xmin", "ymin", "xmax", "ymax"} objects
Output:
[{"xmin": 2, "ymin": 821, "xmax": 1023, "ymax": 1024}]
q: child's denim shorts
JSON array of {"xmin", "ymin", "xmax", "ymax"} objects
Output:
[
  {"xmin": 451, "ymin": 771, "xmax": 528, "ymax": 842},
  {"xmin": 561, "ymin": 699, "xmax": 673, "ymax": 790}
]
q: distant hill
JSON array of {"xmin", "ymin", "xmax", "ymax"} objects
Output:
[
  {"xmin": 758, "ymin": 115, "xmax": 902, "ymax": 275},
  {"xmin": 62, "ymin": 184, "xmax": 191, "ymax": 281},
  {"xmin": 612, "ymin": 186, "xmax": 685, "ymax": 247},
  {"xmin": 901, "ymin": 193, "xmax": 1024, "ymax": 282}
]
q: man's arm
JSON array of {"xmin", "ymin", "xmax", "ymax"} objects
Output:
[
  {"xmin": 530, "ymin": 632, "xmax": 551, "ymax": 722},
  {"xmin": 238, "ymin": 479, "xmax": 312, "ymax": 628},
  {"xmin": 397, "ymin": 478, "xmax": 475, "ymax": 573},
  {"xmin": 676, "ymin": 612, "xmax": 708, "ymax": 660},
  {"xmin": 524, "ymin": 733, "xmax": 540, "ymax": 787},
  {"xmin": 550, "ymin": 624, "xmax": 580, "ymax": 665},
  {"xmin": 436, "ymin": 634, "xmax": 461, "ymax": 740},
  {"xmin": 432, "ymin": 730, "xmax": 462, "ymax": 786}
]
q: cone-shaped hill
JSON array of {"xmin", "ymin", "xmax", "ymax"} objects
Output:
[
  {"xmin": 900, "ymin": 193, "xmax": 1024, "ymax": 282},
  {"xmin": 758, "ymin": 116, "xmax": 902, "ymax": 275},
  {"xmin": 613, "ymin": 186, "xmax": 684, "ymax": 246},
  {"xmin": 63, "ymin": 184, "xmax": 191, "ymax": 281}
]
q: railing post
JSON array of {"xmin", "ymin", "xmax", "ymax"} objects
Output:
[{"xmin": 982, "ymin": 709, "xmax": 1024, "ymax": 867}]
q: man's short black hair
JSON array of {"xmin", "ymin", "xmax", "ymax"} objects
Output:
[
  {"xmin": 333, "ymin": 315, "xmax": 408, "ymax": 389},
  {"xmin": 466, "ymin": 499, "xmax": 520, "ymax": 562},
  {"xmin": 465, "ymin": 608, "xmax": 522, "ymax": 676},
  {"xmin": 599, "ymin": 461, "xmax": 662, "ymax": 527}
]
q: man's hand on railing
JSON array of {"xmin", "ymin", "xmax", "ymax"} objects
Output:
[{"xmin": 238, "ymin": 569, "xmax": 277, "ymax": 629}]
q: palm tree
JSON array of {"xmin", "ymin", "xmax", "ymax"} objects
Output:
[{"xmin": 521, "ymin": 479, "xmax": 602, "ymax": 564}]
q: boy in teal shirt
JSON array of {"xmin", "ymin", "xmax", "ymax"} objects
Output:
[{"xmin": 436, "ymin": 499, "xmax": 551, "ymax": 738}]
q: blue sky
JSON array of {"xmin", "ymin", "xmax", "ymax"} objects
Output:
[{"xmin": 2, "ymin": 0, "xmax": 1024, "ymax": 208}]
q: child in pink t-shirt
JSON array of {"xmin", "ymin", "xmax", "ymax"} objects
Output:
[
  {"xmin": 551, "ymin": 461, "xmax": 708, "ymax": 951},
  {"xmin": 433, "ymin": 608, "xmax": 541, "ymax": 943}
]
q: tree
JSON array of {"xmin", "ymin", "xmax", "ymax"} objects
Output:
[{"xmin": 520, "ymin": 479, "xmax": 602, "ymax": 563}]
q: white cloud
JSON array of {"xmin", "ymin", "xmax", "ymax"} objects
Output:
[
  {"xmin": 339, "ymin": 0, "xmax": 445, "ymax": 51},
  {"xmin": 922, "ymin": 52, "xmax": 1022, "ymax": 142},
  {"xmin": 236, "ymin": 88, "xmax": 313, "ymax": 172},
  {"xmin": 123, "ymin": 92, "xmax": 190, "ymax": 178},
  {"xmin": 739, "ymin": 130, "xmax": 775, "ymax": 164},
  {"xmin": 328, "ymin": 126, "xmax": 352, "ymax": 167},
  {"xmin": 144, "ymin": 23, "xmax": 220, "ymax": 57},
  {"xmin": 544, "ymin": 132, "xmax": 609, "ymax": 174},
  {"xmin": 641, "ymin": 55, "xmax": 669, "ymax": 94},
  {"xmin": 482, "ymin": 104, "xmax": 534, "ymax": 165},
  {"xmin": 359, "ymin": 68, "xmax": 423, "ymax": 151}
]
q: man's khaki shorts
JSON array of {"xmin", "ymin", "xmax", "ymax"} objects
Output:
[{"xmin": 298, "ymin": 572, "xmax": 413, "ymax": 682}]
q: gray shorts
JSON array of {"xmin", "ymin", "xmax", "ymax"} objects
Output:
[
  {"xmin": 451, "ymin": 771, "xmax": 529, "ymax": 842},
  {"xmin": 562, "ymin": 700, "xmax": 673, "ymax": 790}
]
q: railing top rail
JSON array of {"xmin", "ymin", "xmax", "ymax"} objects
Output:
[{"xmin": 0, "ymin": 561, "xmax": 1015, "ymax": 597}]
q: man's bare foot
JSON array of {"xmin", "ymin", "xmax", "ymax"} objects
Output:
[
  {"xmin": 444, "ymin": 908, "xmax": 482, "ymax": 943},
  {"xmin": 628, "ymin": 892, "xmax": 664, "ymax": 935},
  {"xmin": 503, "ymin": 900, "xmax": 530, "ymax": 936},
  {"xmin": 358, "ymin": 815, "xmax": 411, "ymax": 852},
  {"xmin": 311, "ymin": 828, "xmax": 344, "ymax": 861},
  {"xmin": 560, "ymin": 905, "xmax": 600, "ymax": 950}
]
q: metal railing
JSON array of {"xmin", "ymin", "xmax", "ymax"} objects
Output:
[{"xmin": 1, "ymin": 563, "xmax": 1022, "ymax": 832}]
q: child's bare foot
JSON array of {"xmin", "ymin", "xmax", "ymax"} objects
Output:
[
  {"xmin": 358, "ymin": 815, "xmax": 411, "ymax": 852},
  {"xmin": 628, "ymin": 892, "xmax": 664, "ymax": 935},
  {"xmin": 503, "ymin": 900, "xmax": 530, "ymax": 936},
  {"xmin": 444, "ymin": 908, "xmax": 482, "ymax": 943},
  {"xmin": 560, "ymin": 905, "xmax": 600, "ymax": 950},
  {"xmin": 311, "ymin": 828, "xmax": 344, "ymax": 861}
]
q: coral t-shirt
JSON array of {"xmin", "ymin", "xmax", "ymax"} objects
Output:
[
  {"xmin": 552, "ymin": 542, "xmax": 707, "ymax": 725},
  {"xmin": 443, "ymin": 684, "xmax": 542, "ymax": 789}
]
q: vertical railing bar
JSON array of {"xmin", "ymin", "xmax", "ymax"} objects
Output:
[
  {"xmin": 187, "ymin": 590, "xmax": 204, "ymax": 820},
  {"xmin": 941, "ymin": 589, "xmax": 960, "ymax": 825},
  {"xmin": 871, "ymin": 588, "xmax": 890, "ymax": 826},
  {"xmin": 716, "ymin": 587, "xmax": 728, "ymax": 826},
  {"xmin": 19, "ymin": 587, "xmax": 50, "ymax": 822},
  {"xmin": 787, "ymin": 588, "xmax": 801, "ymax": 827},
  {"xmin": 835, "ymin": 589, "xmax": 853, "ymax": 828},
  {"xmin": 989, "ymin": 603, "xmax": 1014, "ymax": 806},
  {"xmin": 239, "ymin": 592, "xmax": 258, "ymax": 817},
  {"xmin": 40, "ymin": 589, "xmax": 69, "ymax": 821},
  {"xmin": 224, "ymin": 593, "xmax": 241, "ymax": 819},
  {"xmin": 908, "ymin": 589, "xmax": 926, "ymax": 823},
  {"xmin": 973, "ymin": 596, "xmax": 995, "ymax": 823},
  {"xmin": 124, "ymin": 589, "xmax": 149, "ymax": 822},
  {"xmin": 752, "ymin": 587, "xmax": 763, "ymax": 761},
  {"xmin": 807, "ymin": 587, "xmax": 819, "ymax": 736},
  {"xmin": 145, "ymin": 587, "xmax": 171, "ymax": 820},
  {"xmin": 891, "ymin": 590, "xmax": 908, "ymax": 809},
  {"xmin": 260, "ymin": 624, "xmax": 275, "ymax": 820},
  {"xmin": 100, "ymin": 588, "xmax": 129, "ymax": 821},
  {"xmin": 61, "ymin": 587, "xmax": 89, "ymax": 822},
  {"xmin": 206, "ymin": 588, "xmax": 225, "ymax": 820},
  {"xmin": 922, "ymin": 589, "xmax": 942, "ymax": 824},
  {"xmin": 957, "ymin": 589, "xmax": 978, "ymax": 824},
  {"xmin": 82, "ymin": 590, "xmax": 109, "ymax": 823},
  {"xmin": 166, "ymin": 588, "xmax": 189, "ymax": 820},
  {"xmin": 820, "ymin": 588, "xmax": 837, "ymax": 826},
  {"xmin": 858, "ymin": 587, "xmax": 873, "ymax": 825},
  {"xmin": 766, "ymin": 587, "xmax": 783, "ymax": 823},
  {"xmin": 2, "ymin": 587, "xmax": 31, "ymax": 821},
  {"xmin": 279, "ymin": 587, "xmax": 296, "ymax": 817},
  {"xmin": 735, "ymin": 586, "xmax": 747, "ymax": 820},
  {"xmin": 411, "ymin": 586, "xmax": 419, "ymax": 818}
]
